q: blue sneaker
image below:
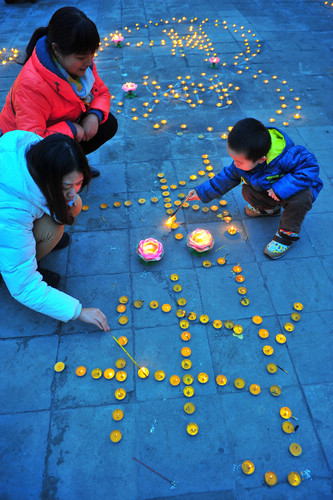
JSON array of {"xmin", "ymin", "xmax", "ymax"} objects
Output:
[{"xmin": 264, "ymin": 229, "xmax": 299, "ymax": 259}]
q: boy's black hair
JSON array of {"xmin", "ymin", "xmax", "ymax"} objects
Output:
[
  {"xmin": 227, "ymin": 118, "xmax": 272, "ymax": 162},
  {"xmin": 23, "ymin": 7, "xmax": 100, "ymax": 64},
  {"xmin": 26, "ymin": 134, "xmax": 92, "ymax": 225}
]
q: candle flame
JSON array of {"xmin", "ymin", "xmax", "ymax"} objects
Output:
[{"xmin": 166, "ymin": 215, "xmax": 176, "ymax": 226}]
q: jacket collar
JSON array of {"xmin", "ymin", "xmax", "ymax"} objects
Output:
[
  {"xmin": 35, "ymin": 36, "xmax": 67, "ymax": 81},
  {"xmin": 34, "ymin": 36, "xmax": 94, "ymax": 81}
]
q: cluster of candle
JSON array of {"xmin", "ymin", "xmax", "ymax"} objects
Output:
[
  {"xmin": 0, "ymin": 47, "xmax": 19, "ymax": 65},
  {"xmin": 94, "ymin": 18, "xmax": 302, "ymax": 129},
  {"xmin": 155, "ymin": 171, "xmax": 190, "ymax": 223},
  {"xmin": 1, "ymin": 15, "xmax": 304, "ymax": 126}
]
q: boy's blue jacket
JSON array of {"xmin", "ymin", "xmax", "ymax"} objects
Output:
[{"xmin": 196, "ymin": 127, "xmax": 323, "ymax": 202}]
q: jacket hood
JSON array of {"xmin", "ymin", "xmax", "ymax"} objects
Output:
[
  {"xmin": 267, "ymin": 127, "xmax": 295, "ymax": 166},
  {"xmin": 0, "ymin": 130, "xmax": 48, "ymax": 215}
]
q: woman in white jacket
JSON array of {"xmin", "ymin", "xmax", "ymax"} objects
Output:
[{"xmin": 0, "ymin": 130, "xmax": 110, "ymax": 331}]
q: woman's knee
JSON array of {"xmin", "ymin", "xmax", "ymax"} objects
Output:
[
  {"xmin": 34, "ymin": 215, "xmax": 64, "ymax": 260},
  {"xmin": 106, "ymin": 112, "xmax": 118, "ymax": 139}
]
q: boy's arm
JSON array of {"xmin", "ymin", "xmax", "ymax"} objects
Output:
[
  {"xmin": 195, "ymin": 163, "xmax": 241, "ymax": 202},
  {"xmin": 270, "ymin": 147, "xmax": 322, "ymax": 200}
]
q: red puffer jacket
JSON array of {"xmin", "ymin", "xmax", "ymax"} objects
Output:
[{"xmin": 0, "ymin": 36, "xmax": 111, "ymax": 138}]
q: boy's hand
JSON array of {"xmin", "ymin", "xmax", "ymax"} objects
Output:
[
  {"xmin": 187, "ymin": 189, "xmax": 200, "ymax": 201},
  {"xmin": 267, "ymin": 188, "xmax": 279, "ymax": 201}
]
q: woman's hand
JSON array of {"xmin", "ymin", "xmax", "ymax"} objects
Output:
[
  {"xmin": 74, "ymin": 123, "xmax": 85, "ymax": 142},
  {"xmin": 267, "ymin": 188, "xmax": 279, "ymax": 201},
  {"xmin": 187, "ymin": 189, "xmax": 200, "ymax": 201},
  {"xmin": 81, "ymin": 114, "xmax": 99, "ymax": 141},
  {"xmin": 78, "ymin": 307, "xmax": 110, "ymax": 331}
]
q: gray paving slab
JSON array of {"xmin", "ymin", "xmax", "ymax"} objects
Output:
[
  {"xmin": 0, "ymin": 411, "xmax": 50, "ymax": 499},
  {"xmin": 0, "ymin": 0, "xmax": 332, "ymax": 498},
  {"xmin": 44, "ymin": 405, "xmax": 138, "ymax": 500},
  {"xmin": 0, "ymin": 335, "xmax": 57, "ymax": 412}
]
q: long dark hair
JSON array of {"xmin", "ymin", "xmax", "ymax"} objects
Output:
[
  {"xmin": 26, "ymin": 134, "xmax": 92, "ymax": 225},
  {"xmin": 23, "ymin": 6, "xmax": 100, "ymax": 64}
]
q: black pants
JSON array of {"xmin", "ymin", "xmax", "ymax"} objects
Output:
[
  {"xmin": 80, "ymin": 112, "xmax": 118, "ymax": 155},
  {"xmin": 242, "ymin": 184, "xmax": 313, "ymax": 234}
]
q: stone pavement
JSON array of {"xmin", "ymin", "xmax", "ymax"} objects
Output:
[{"xmin": 0, "ymin": 0, "xmax": 332, "ymax": 498}]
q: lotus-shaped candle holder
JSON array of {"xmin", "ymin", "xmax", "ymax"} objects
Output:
[
  {"xmin": 112, "ymin": 34, "xmax": 124, "ymax": 47},
  {"xmin": 209, "ymin": 56, "xmax": 220, "ymax": 68},
  {"xmin": 137, "ymin": 238, "xmax": 164, "ymax": 262},
  {"xmin": 122, "ymin": 82, "xmax": 137, "ymax": 98},
  {"xmin": 187, "ymin": 228, "xmax": 214, "ymax": 253}
]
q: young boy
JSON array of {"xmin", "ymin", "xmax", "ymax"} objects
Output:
[{"xmin": 188, "ymin": 118, "xmax": 323, "ymax": 259}]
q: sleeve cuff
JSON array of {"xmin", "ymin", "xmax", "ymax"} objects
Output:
[
  {"xmin": 72, "ymin": 303, "xmax": 82, "ymax": 320},
  {"xmin": 66, "ymin": 121, "xmax": 77, "ymax": 138},
  {"xmin": 87, "ymin": 109, "xmax": 103, "ymax": 123}
]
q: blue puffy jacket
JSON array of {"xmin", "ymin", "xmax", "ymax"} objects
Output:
[{"xmin": 196, "ymin": 127, "xmax": 323, "ymax": 202}]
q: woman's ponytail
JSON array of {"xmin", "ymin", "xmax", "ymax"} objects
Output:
[{"xmin": 23, "ymin": 26, "xmax": 48, "ymax": 64}]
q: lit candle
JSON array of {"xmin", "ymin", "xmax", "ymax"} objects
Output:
[
  {"xmin": 187, "ymin": 228, "xmax": 214, "ymax": 252},
  {"xmin": 287, "ymin": 471, "xmax": 301, "ymax": 487},
  {"xmin": 241, "ymin": 460, "xmax": 255, "ymax": 475},
  {"xmin": 187, "ymin": 422, "xmax": 199, "ymax": 435},
  {"xmin": 110, "ymin": 430, "xmax": 122, "ymax": 443},
  {"xmin": 227, "ymin": 225, "xmax": 237, "ymax": 235},
  {"xmin": 249, "ymin": 384, "xmax": 261, "ymax": 395},
  {"xmin": 138, "ymin": 367, "xmax": 149, "ymax": 378},
  {"xmin": 137, "ymin": 238, "xmax": 164, "ymax": 262},
  {"xmin": 265, "ymin": 471, "xmax": 278, "ymax": 486}
]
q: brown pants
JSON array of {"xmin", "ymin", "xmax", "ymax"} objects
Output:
[
  {"xmin": 33, "ymin": 195, "xmax": 82, "ymax": 261},
  {"xmin": 242, "ymin": 184, "xmax": 313, "ymax": 233}
]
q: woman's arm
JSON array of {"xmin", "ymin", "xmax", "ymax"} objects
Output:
[
  {"xmin": 88, "ymin": 63, "xmax": 111, "ymax": 124},
  {"xmin": 0, "ymin": 213, "xmax": 95, "ymax": 324}
]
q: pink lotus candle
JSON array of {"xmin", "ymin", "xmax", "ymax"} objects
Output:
[
  {"xmin": 112, "ymin": 34, "xmax": 124, "ymax": 47},
  {"xmin": 209, "ymin": 56, "xmax": 220, "ymax": 68},
  {"xmin": 122, "ymin": 82, "xmax": 137, "ymax": 98},
  {"xmin": 187, "ymin": 229, "xmax": 214, "ymax": 253},
  {"xmin": 137, "ymin": 238, "xmax": 164, "ymax": 262}
]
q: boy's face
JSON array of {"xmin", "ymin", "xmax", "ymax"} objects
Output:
[{"xmin": 227, "ymin": 146, "xmax": 266, "ymax": 171}]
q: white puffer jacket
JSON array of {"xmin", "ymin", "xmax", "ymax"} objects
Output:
[{"xmin": 0, "ymin": 130, "xmax": 82, "ymax": 321}]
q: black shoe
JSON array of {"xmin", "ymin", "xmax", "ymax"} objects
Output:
[
  {"xmin": 38, "ymin": 267, "xmax": 61, "ymax": 288},
  {"xmin": 53, "ymin": 232, "xmax": 70, "ymax": 251},
  {"xmin": 90, "ymin": 167, "xmax": 101, "ymax": 178}
]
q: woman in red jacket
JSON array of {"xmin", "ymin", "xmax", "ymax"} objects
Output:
[{"xmin": 0, "ymin": 6, "xmax": 117, "ymax": 177}]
